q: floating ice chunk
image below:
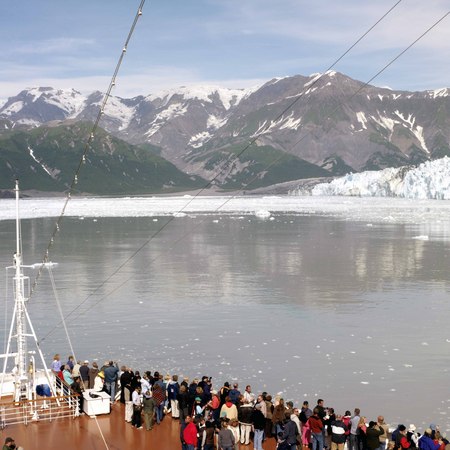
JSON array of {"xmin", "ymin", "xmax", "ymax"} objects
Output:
[
  {"xmin": 361, "ymin": 381, "xmax": 369, "ymax": 385},
  {"xmin": 390, "ymin": 388, "xmax": 396, "ymax": 392},
  {"xmin": 212, "ymin": 219, "xmax": 219, "ymax": 223},
  {"xmin": 421, "ymin": 342, "xmax": 429, "ymax": 346},
  {"xmin": 153, "ymin": 218, "xmax": 158, "ymax": 222},
  {"xmin": 255, "ymin": 209, "xmax": 271, "ymax": 219},
  {"xmin": 404, "ymin": 364, "xmax": 413, "ymax": 368},
  {"xmin": 412, "ymin": 235, "xmax": 429, "ymax": 240},
  {"xmin": 350, "ymin": 351, "xmax": 356, "ymax": 354},
  {"xmin": 173, "ymin": 212, "xmax": 186, "ymax": 217},
  {"xmin": 293, "ymin": 355, "xmax": 301, "ymax": 359},
  {"xmin": 366, "ymin": 223, "xmax": 373, "ymax": 227},
  {"xmin": 269, "ymin": 216, "xmax": 275, "ymax": 221},
  {"xmin": 366, "ymin": 336, "xmax": 372, "ymax": 339}
]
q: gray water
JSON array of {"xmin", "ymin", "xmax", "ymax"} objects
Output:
[{"xmin": 1, "ymin": 210, "xmax": 450, "ymax": 431}]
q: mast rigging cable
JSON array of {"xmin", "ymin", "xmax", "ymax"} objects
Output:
[{"xmin": 29, "ymin": 0, "xmax": 146, "ymax": 302}]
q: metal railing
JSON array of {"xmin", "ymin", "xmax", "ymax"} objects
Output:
[{"xmin": 0, "ymin": 392, "xmax": 80, "ymax": 428}]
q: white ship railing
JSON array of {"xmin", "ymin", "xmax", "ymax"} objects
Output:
[{"xmin": 0, "ymin": 392, "xmax": 80, "ymax": 428}]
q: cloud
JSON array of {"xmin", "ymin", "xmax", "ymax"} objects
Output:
[
  {"xmin": 11, "ymin": 37, "xmax": 95, "ymax": 56},
  {"xmin": 1, "ymin": 0, "xmax": 449, "ymax": 105}
]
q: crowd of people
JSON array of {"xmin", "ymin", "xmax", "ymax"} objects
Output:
[{"xmin": 49, "ymin": 355, "xmax": 449, "ymax": 450}]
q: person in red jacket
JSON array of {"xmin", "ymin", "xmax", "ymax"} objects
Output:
[
  {"xmin": 308, "ymin": 408, "xmax": 324, "ymax": 450},
  {"xmin": 183, "ymin": 415, "xmax": 198, "ymax": 450}
]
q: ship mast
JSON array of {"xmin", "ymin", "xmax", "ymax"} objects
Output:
[
  {"xmin": 0, "ymin": 180, "xmax": 55, "ymax": 402},
  {"xmin": 13, "ymin": 179, "xmax": 29, "ymax": 400}
]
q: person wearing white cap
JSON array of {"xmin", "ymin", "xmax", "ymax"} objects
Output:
[
  {"xmin": 79, "ymin": 361, "xmax": 90, "ymax": 389},
  {"xmin": 407, "ymin": 425, "xmax": 419, "ymax": 448}
]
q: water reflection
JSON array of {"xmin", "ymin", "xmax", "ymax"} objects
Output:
[{"xmin": 0, "ymin": 213, "xmax": 450, "ymax": 429}]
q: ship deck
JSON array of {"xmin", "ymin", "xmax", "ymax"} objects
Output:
[{"xmin": 1, "ymin": 402, "xmax": 279, "ymax": 450}]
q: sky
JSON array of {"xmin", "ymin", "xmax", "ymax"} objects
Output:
[{"xmin": 0, "ymin": 0, "xmax": 449, "ymax": 104}]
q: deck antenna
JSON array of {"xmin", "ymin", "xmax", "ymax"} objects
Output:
[{"xmin": 0, "ymin": 180, "xmax": 55, "ymax": 402}]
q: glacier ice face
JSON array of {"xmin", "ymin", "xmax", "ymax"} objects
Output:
[{"xmin": 311, "ymin": 157, "xmax": 450, "ymax": 200}]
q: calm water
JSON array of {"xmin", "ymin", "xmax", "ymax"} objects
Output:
[{"xmin": 1, "ymin": 200, "xmax": 450, "ymax": 430}]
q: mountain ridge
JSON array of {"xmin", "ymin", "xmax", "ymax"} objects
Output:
[{"xmin": 1, "ymin": 71, "xmax": 449, "ymax": 194}]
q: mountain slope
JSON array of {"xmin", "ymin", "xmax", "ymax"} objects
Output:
[{"xmin": 0, "ymin": 122, "xmax": 205, "ymax": 194}]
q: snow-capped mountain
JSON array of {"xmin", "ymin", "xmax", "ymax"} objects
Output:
[
  {"xmin": 1, "ymin": 72, "xmax": 450, "ymax": 191},
  {"xmin": 0, "ymin": 87, "xmax": 86, "ymax": 126},
  {"xmin": 306, "ymin": 157, "xmax": 450, "ymax": 200}
]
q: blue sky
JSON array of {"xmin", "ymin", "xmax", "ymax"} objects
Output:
[{"xmin": 0, "ymin": 0, "xmax": 449, "ymax": 103}]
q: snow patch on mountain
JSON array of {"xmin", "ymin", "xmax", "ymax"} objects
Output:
[
  {"xmin": 207, "ymin": 114, "xmax": 226, "ymax": 129},
  {"xmin": 428, "ymin": 88, "xmax": 449, "ymax": 99},
  {"xmin": 29, "ymin": 87, "xmax": 85, "ymax": 115},
  {"xmin": 311, "ymin": 157, "xmax": 450, "ymax": 199},
  {"xmin": 356, "ymin": 112, "xmax": 368, "ymax": 130},
  {"xmin": 252, "ymin": 112, "xmax": 302, "ymax": 136},
  {"xmin": 189, "ymin": 131, "xmax": 212, "ymax": 148},
  {"xmin": 28, "ymin": 145, "xmax": 59, "ymax": 178},
  {"xmin": 145, "ymin": 103, "xmax": 189, "ymax": 138},
  {"xmin": 89, "ymin": 96, "xmax": 135, "ymax": 130},
  {"xmin": 1, "ymin": 101, "xmax": 24, "ymax": 115},
  {"xmin": 146, "ymin": 85, "xmax": 250, "ymax": 110}
]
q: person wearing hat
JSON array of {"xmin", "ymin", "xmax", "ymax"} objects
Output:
[
  {"xmin": 419, "ymin": 428, "xmax": 441, "ymax": 450},
  {"xmin": 79, "ymin": 361, "xmax": 90, "ymax": 389},
  {"xmin": 88, "ymin": 362, "xmax": 99, "ymax": 389},
  {"xmin": 407, "ymin": 425, "xmax": 419, "ymax": 448},
  {"xmin": 93, "ymin": 371, "xmax": 105, "ymax": 392}
]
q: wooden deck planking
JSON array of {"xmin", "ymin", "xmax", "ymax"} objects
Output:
[{"xmin": 1, "ymin": 403, "xmax": 279, "ymax": 449}]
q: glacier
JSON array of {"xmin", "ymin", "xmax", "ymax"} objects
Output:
[{"xmin": 309, "ymin": 157, "xmax": 450, "ymax": 200}]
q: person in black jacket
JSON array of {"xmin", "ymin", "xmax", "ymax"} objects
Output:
[
  {"xmin": 282, "ymin": 415, "xmax": 299, "ymax": 450},
  {"xmin": 177, "ymin": 384, "xmax": 190, "ymax": 424},
  {"xmin": 331, "ymin": 414, "xmax": 348, "ymax": 450},
  {"xmin": 366, "ymin": 421, "xmax": 384, "ymax": 450},
  {"xmin": 252, "ymin": 403, "xmax": 266, "ymax": 450},
  {"xmin": 239, "ymin": 398, "xmax": 254, "ymax": 445}
]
